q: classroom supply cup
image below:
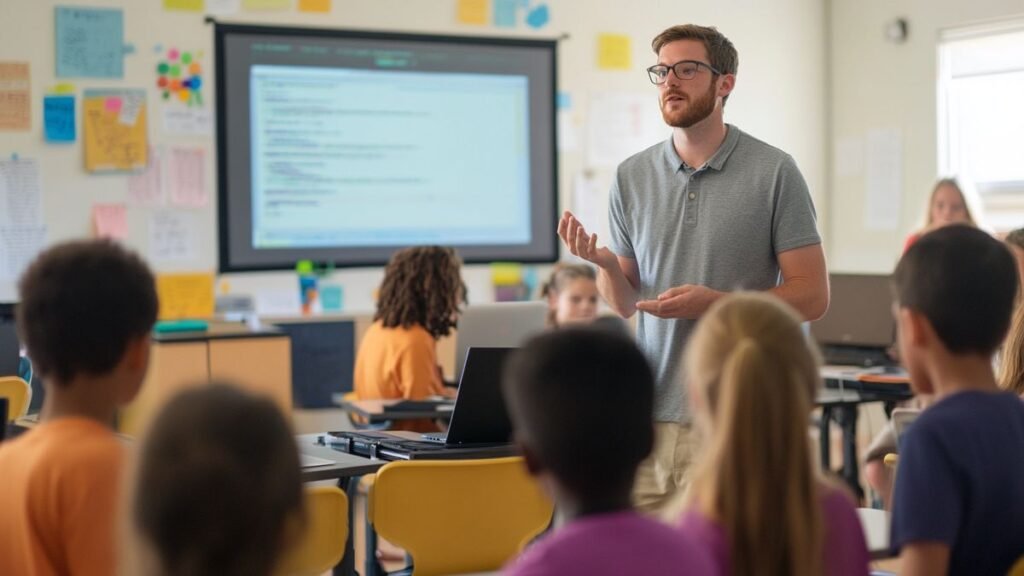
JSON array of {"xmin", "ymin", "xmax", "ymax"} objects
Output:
[{"xmin": 297, "ymin": 260, "xmax": 319, "ymax": 315}]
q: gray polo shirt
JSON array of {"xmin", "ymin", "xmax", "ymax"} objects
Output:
[{"xmin": 608, "ymin": 125, "xmax": 821, "ymax": 423}]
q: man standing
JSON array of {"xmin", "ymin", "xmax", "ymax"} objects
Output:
[{"xmin": 558, "ymin": 24, "xmax": 829, "ymax": 514}]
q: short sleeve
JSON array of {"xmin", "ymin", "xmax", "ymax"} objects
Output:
[
  {"xmin": 60, "ymin": 443, "xmax": 123, "ymax": 576},
  {"xmin": 607, "ymin": 169, "xmax": 635, "ymax": 260},
  {"xmin": 889, "ymin": 422, "xmax": 963, "ymax": 553},
  {"xmin": 772, "ymin": 155, "xmax": 822, "ymax": 254},
  {"xmin": 395, "ymin": 333, "xmax": 443, "ymax": 399}
]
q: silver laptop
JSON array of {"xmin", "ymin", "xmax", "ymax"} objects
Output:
[{"xmin": 454, "ymin": 301, "xmax": 546, "ymax": 380}]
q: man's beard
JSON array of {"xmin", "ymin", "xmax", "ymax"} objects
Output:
[{"xmin": 661, "ymin": 81, "xmax": 717, "ymax": 128}]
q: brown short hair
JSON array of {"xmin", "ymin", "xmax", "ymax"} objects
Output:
[
  {"xmin": 17, "ymin": 240, "xmax": 157, "ymax": 383},
  {"xmin": 375, "ymin": 246, "xmax": 465, "ymax": 339},
  {"xmin": 652, "ymin": 24, "xmax": 739, "ymax": 79}
]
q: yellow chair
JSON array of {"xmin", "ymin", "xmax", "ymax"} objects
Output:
[
  {"xmin": 0, "ymin": 376, "xmax": 31, "ymax": 422},
  {"xmin": 368, "ymin": 456, "xmax": 554, "ymax": 576},
  {"xmin": 1008, "ymin": 554, "xmax": 1024, "ymax": 576},
  {"xmin": 276, "ymin": 486, "xmax": 350, "ymax": 576}
]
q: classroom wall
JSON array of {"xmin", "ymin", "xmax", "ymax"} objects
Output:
[
  {"xmin": 827, "ymin": 0, "xmax": 1024, "ymax": 273},
  {"xmin": 0, "ymin": 0, "xmax": 826, "ymax": 311}
]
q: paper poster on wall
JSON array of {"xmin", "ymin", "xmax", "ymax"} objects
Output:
[
  {"xmin": 92, "ymin": 203, "xmax": 128, "ymax": 240},
  {"xmin": 597, "ymin": 34, "xmax": 632, "ymax": 70},
  {"xmin": 0, "ymin": 225, "xmax": 46, "ymax": 281},
  {"xmin": 55, "ymin": 6, "xmax": 126, "ymax": 78},
  {"xmin": 243, "ymin": 0, "xmax": 290, "ymax": 10},
  {"xmin": 864, "ymin": 128, "xmax": 903, "ymax": 231},
  {"xmin": 156, "ymin": 48, "xmax": 204, "ymax": 106},
  {"xmin": 206, "ymin": 0, "xmax": 241, "ymax": 14},
  {"xmin": 0, "ymin": 159, "xmax": 43, "ymax": 227},
  {"xmin": 456, "ymin": 0, "xmax": 488, "ymax": 25},
  {"xmin": 586, "ymin": 92, "xmax": 667, "ymax": 168},
  {"xmin": 150, "ymin": 210, "xmax": 199, "ymax": 262},
  {"xmin": 83, "ymin": 89, "xmax": 148, "ymax": 173},
  {"xmin": 298, "ymin": 0, "xmax": 330, "ymax": 12},
  {"xmin": 162, "ymin": 107, "xmax": 212, "ymax": 135},
  {"xmin": 572, "ymin": 172, "xmax": 604, "ymax": 237},
  {"xmin": 156, "ymin": 272, "xmax": 215, "ymax": 320},
  {"xmin": 164, "ymin": 0, "xmax": 204, "ymax": 11},
  {"xmin": 167, "ymin": 147, "xmax": 207, "ymax": 208},
  {"xmin": 0, "ymin": 62, "xmax": 30, "ymax": 131},
  {"xmin": 128, "ymin": 148, "xmax": 164, "ymax": 206},
  {"xmin": 493, "ymin": 0, "xmax": 519, "ymax": 27},
  {"xmin": 44, "ymin": 94, "xmax": 76, "ymax": 142}
]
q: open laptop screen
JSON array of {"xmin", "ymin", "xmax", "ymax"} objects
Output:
[{"xmin": 444, "ymin": 347, "xmax": 514, "ymax": 445}]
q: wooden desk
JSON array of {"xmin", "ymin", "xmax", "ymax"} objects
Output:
[
  {"xmin": 818, "ymin": 366, "xmax": 913, "ymax": 499},
  {"xmin": 120, "ymin": 323, "xmax": 291, "ymax": 435}
]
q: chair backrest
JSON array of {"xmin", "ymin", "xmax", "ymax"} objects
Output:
[
  {"xmin": 276, "ymin": 486, "xmax": 349, "ymax": 576},
  {"xmin": 0, "ymin": 376, "xmax": 31, "ymax": 422},
  {"xmin": 369, "ymin": 456, "xmax": 553, "ymax": 576},
  {"xmin": 1007, "ymin": 554, "xmax": 1024, "ymax": 576}
]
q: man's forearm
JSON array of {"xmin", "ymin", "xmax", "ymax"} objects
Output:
[
  {"xmin": 597, "ymin": 263, "xmax": 639, "ymax": 318},
  {"xmin": 768, "ymin": 277, "xmax": 829, "ymax": 321}
]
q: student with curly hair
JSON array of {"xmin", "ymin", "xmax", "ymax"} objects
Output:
[{"xmin": 354, "ymin": 246, "xmax": 465, "ymax": 431}]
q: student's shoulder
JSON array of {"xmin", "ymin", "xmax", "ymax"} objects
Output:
[{"xmin": 1, "ymin": 421, "xmax": 122, "ymax": 485}]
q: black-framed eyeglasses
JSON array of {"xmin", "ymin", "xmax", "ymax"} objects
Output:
[{"xmin": 646, "ymin": 60, "xmax": 722, "ymax": 84}]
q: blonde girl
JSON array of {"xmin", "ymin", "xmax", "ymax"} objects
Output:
[{"xmin": 678, "ymin": 293, "xmax": 869, "ymax": 576}]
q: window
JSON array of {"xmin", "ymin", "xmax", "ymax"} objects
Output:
[{"xmin": 939, "ymin": 21, "xmax": 1024, "ymax": 232}]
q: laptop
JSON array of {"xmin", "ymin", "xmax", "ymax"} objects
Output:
[
  {"xmin": 810, "ymin": 273, "xmax": 896, "ymax": 367},
  {"xmin": 329, "ymin": 347, "xmax": 516, "ymax": 460},
  {"xmin": 454, "ymin": 302, "xmax": 546, "ymax": 380},
  {"xmin": 0, "ymin": 398, "xmax": 7, "ymax": 441},
  {"xmin": 0, "ymin": 320, "xmax": 20, "ymax": 377}
]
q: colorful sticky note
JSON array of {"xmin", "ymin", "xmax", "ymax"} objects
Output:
[
  {"xmin": 52, "ymin": 83, "xmax": 75, "ymax": 94},
  {"xmin": 43, "ymin": 95, "xmax": 76, "ymax": 142},
  {"xmin": 104, "ymin": 96, "xmax": 122, "ymax": 113},
  {"xmin": 598, "ymin": 34, "xmax": 632, "ymax": 70},
  {"xmin": 164, "ymin": 0, "xmax": 204, "ymax": 10},
  {"xmin": 525, "ymin": 4, "xmax": 549, "ymax": 29},
  {"xmin": 243, "ymin": 0, "xmax": 290, "ymax": 9},
  {"xmin": 0, "ymin": 62, "xmax": 30, "ymax": 131},
  {"xmin": 156, "ymin": 272, "xmax": 215, "ymax": 320},
  {"xmin": 298, "ymin": 0, "xmax": 330, "ymax": 12},
  {"xmin": 491, "ymin": 262, "xmax": 523, "ymax": 285},
  {"xmin": 55, "ymin": 7, "xmax": 125, "ymax": 78},
  {"xmin": 83, "ymin": 89, "xmax": 147, "ymax": 173},
  {"xmin": 457, "ymin": 0, "xmax": 488, "ymax": 25},
  {"xmin": 92, "ymin": 203, "xmax": 128, "ymax": 240},
  {"xmin": 493, "ymin": 0, "xmax": 518, "ymax": 27}
]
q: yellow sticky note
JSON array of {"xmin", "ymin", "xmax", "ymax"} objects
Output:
[
  {"xmin": 457, "ymin": 0, "xmax": 488, "ymax": 25},
  {"xmin": 243, "ymin": 0, "xmax": 290, "ymax": 9},
  {"xmin": 298, "ymin": 0, "xmax": 330, "ymax": 12},
  {"xmin": 52, "ymin": 83, "xmax": 75, "ymax": 94},
  {"xmin": 157, "ymin": 272, "xmax": 215, "ymax": 321},
  {"xmin": 598, "ymin": 34, "xmax": 632, "ymax": 70},
  {"xmin": 83, "ymin": 90, "xmax": 147, "ymax": 173},
  {"xmin": 164, "ymin": 0, "xmax": 204, "ymax": 10},
  {"xmin": 491, "ymin": 262, "xmax": 523, "ymax": 286}
]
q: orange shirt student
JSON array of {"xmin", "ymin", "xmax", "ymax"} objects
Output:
[
  {"xmin": 354, "ymin": 246, "xmax": 464, "ymax": 431},
  {"xmin": 0, "ymin": 240, "xmax": 157, "ymax": 576}
]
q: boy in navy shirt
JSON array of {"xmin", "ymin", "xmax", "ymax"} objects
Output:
[{"xmin": 891, "ymin": 225, "xmax": 1024, "ymax": 575}]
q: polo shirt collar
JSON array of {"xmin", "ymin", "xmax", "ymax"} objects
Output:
[{"xmin": 662, "ymin": 124, "xmax": 741, "ymax": 173}]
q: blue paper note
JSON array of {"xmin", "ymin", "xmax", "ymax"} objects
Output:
[
  {"xmin": 43, "ymin": 95, "xmax": 76, "ymax": 142},
  {"xmin": 493, "ymin": 0, "xmax": 518, "ymax": 27},
  {"xmin": 526, "ymin": 4, "xmax": 549, "ymax": 29},
  {"xmin": 55, "ymin": 6, "xmax": 125, "ymax": 78},
  {"xmin": 557, "ymin": 91, "xmax": 571, "ymax": 110}
]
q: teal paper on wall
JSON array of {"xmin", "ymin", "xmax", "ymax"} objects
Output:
[
  {"xmin": 55, "ymin": 6, "xmax": 125, "ymax": 78},
  {"xmin": 43, "ymin": 95, "xmax": 76, "ymax": 142}
]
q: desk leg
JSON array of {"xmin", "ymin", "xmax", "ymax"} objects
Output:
[
  {"xmin": 838, "ymin": 405, "xmax": 865, "ymax": 501},
  {"xmin": 334, "ymin": 476, "xmax": 361, "ymax": 576},
  {"xmin": 365, "ymin": 514, "xmax": 381, "ymax": 576},
  {"xmin": 819, "ymin": 406, "xmax": 832, "ymax": 471}
]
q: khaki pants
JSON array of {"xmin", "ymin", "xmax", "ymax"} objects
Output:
[{"xmin": 632, "ymin": 423, "xmax": 696, "ymax": 519}]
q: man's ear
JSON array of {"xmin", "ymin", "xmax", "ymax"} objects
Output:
[{"xmin": 717, "ymin": 74, "xmax": 736, "ymax": 99}]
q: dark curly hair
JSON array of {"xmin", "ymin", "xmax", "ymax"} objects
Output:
[
  {"xmin": 17, "ymin": 239, "xmax": 157, "ymax": 384},
  {"xmin": 375, "ymin": 246, "xmax": 465, "ymax": 339}
]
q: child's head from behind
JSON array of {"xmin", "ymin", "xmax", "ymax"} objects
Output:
[
  {"xmin": 541, "ymin": 264, "xmax": 599, "ymax": 327},
  {"xmin": 927, "ymin": 178, "xmax": 974, "ymax": 229},
  {"xmin": 685, "ymin": 293, "xmax": 823, "ymax": 576},
  {"xmin": 134, "ymin": 384, "xmax": 304, "ymax": 576},
  {"xmin": 502, "ymin": 327, "xmax": 654, "ymax": 510},
  {"xmin": 16, "ymin": 239, "xmax": 157, "ymax": 401},
  {"xmin": 894, "ymin": 225, "xmax": 1017, "ymax": 393},
  {"xmin": 376, "ymin": 245, "xmax": 465, "ymax": 339}
]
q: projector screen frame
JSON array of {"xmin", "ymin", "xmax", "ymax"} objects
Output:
[{"xmin": 214, "ymin": 22, "xmax": 560, "ymax": 272}]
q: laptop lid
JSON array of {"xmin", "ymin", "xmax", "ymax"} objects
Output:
[
  {"xmin": 443, "ymin": 347, "xmax": 514, "ymax": 445},
  {"xmin": 0, "ymin": 321, "xmax": 20, "ymax": 377},
  {"xmin": 810, "ymin": 273, "xmax": 895, "ymax": 348},
  {"xmin": 0, "ymin": 398, "xmax": 8, "ymax": 441},
  {"xmin": 454, "ymin": 302, "xmax": 546, "ymax": 380}
]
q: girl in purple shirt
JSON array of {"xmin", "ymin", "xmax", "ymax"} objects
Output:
[{"xmin": 677, "ymin": 293, "xmax": 870, "ymax": 576}]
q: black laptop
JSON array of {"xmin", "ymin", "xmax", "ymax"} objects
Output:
[
  {"xmin": 329, "ymin": 347, "xmax": 517, "ymax": 460},
  {"xmin": 0, "ymin": 319, "xmax": 20, "ymax": 378}
]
